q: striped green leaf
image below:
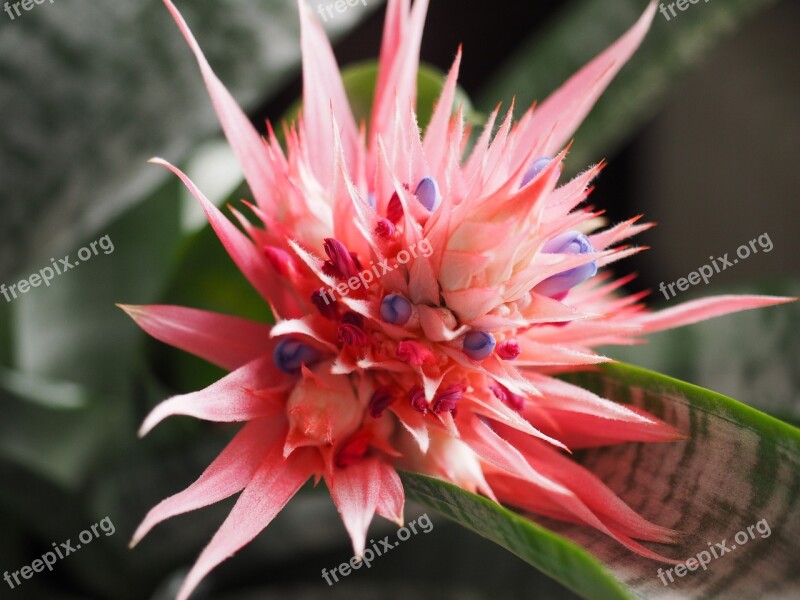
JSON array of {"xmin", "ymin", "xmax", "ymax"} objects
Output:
[{"xmin": 403, "ymin": 363, "xmax": 800, "ymax": 599}]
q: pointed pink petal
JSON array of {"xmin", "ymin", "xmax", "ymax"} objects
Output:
[
  {"xmin": 375, "ymin": 462, "xmax": 405, "ymax": 526},
  {"xmin": 518, "ymin": 293, "xmax": 598, "ymax": 324},
  {"xmin": 442, "ymin": 287, "xmax": 504, "ymax": 323},
  {"xmin": 423, "ymin": 48, "xmax": 462, "ymax": 171},
  {"xmin": 120, "ymin": 304, "xmax": 273, "ymax": 371},
  {"xmin": 459, "ymin": 415, "xmax": 568, "ymax": 483},
  {"xmin": 524, "ymin": 407, "xmax": 683, "ymax": 448},
  {"xmin": 526, "ymin": 375, "xmax": 658, "ymax": 422},
  {"xmin": 139, "ymin": 356, "xmax": 285, "ymax": 436},
  {"xmin": 370, "ymin": 0, "xmax": 429, "ymax": 152},
  {"xmin": 495, "ymin": 424, "xmax": 678, "ymax": 543},
  {"xmin": 150, "ymin": 159, "xmax": 277, "ymax": 304},
  {"xmin": 637, "ymin": 295, "xmax": 795, "ymax": 334},
  {"xmin": 374, "ymin": 0, "xmax": 409, "ymax": 118},
  {"xmin": 130, "ymin": 418, "xmax": 286, "ymax": 547},
  {"xmin": 391, "ymin": 400, "xmax": 430, "ymax": 453},
  {"xmin": 589, "ymin": 216, "xmax": 654, "ymax": 250},
  {"xmin": 514, "ymin": 338, "xmax": 610, "ymax": 367},
  {"xmin": 487, "ymin": 471, "xmax": 679, "ymax": 562},
  {"xmin": 514, "ymin": 1, "xmax": 657, "ymax": 161},
  {"xmin": 465, "ymin": 392, "xmax": 549, "ymax": 441},
  {"xmin": 523, "ymin": 374, "xmax": 684, "ymax": 449},
  {"xmin": 464, "ymin": 103, "xmax": 500, "ymax": 182},
  {"xmin": 270, "ymin": 316, "xmax": 339, "ymax": 353},
  {"xmin": 326, "ymin": 458, "xmax": 387, "ymax": 556},
  {"xmin": 176, "ymin": 446, "xmax": 318, "ymax": 600},
  {"xmin": 163, "ymin": 0, "xmax": 276, "ymax": 212},
  {"xmin": 298, "ymin": 0, "xmax": 359, "ymax": 186},
  {"xmin": 417, "ymin": 304, "xmax": 470, "ymax": 342}
]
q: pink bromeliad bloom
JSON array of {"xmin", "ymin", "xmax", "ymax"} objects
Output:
[{"xmin": 124, "ymin": 1, "xmax": 791, "ymax": 598}]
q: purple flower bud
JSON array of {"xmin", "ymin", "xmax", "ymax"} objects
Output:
[
  {"xmin": 375, "ymin": 218, "xmax": 396, "ymax": 239},
  {"xmin": 432, "ymin": 384, "xmax": 466, "ymax": 414},
  {"xmin": 341, "ymin": 311, "xmax": 364, "ymax": 328},
  {"xmin": 535, "ymin": 231, "xmax": 598, "ymax": 298},
  {"xmin": 463, "ymin": 331, "xmax": 496, "ymax": 361},
  {"xmin": 521, "ymin": 157, "xmax": 553, "ymax": 187},
  {"xmin": 409, "ymin": 386, "xmax": 428, "ymax": 414},
  {"xmin": 338, "ymin": 323, "xmax": 369, "ymax": 346},
  {"xmin": 490, "ymin": 383, "xmax": 524, "ymax": 411},
  {"xmin": 369, "ymin": 387, "xmax": 395, "ymax": 418},
  {"xmin": 311, "ymin": 289, "xmax": 338, "ymax": 319},
  {"xmin": 273, "ymin": 338, "xmax": 321, "ymax": 373},
  {"xmin": 380, "ymin": 294, "xmax": 412, "ymax": 325},
  {"xmin": 323, "ymin": 238, "xmax": 358, "ymax": 279},
  {"xmin": 415, "ymin": 177, "xmax": 441, "ymax": 212}
]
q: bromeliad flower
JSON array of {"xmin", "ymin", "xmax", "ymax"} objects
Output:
[{"xmin": 123, "ymin": 1, "xmax": 792, "ymax": 598}]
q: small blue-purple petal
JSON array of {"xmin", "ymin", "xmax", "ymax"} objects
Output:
[
  {"xmin": 380, "ymin": 294, "xmax": 413, "ymax": 325},
  {"xmin": 521, "ymin": 157, "xmax": 552, "ymax": 187},
  {"xmin": 415, "ymin": 177, "xmax": 441, "ymax": 212},
  {"xmin": 463, "ymin": 331, "xmax": 496, "ymax": 361},
  {"xmin": 534, "ymin": 262, "xmax": 598, "ymax": 297},
  {"xmin": 367, "ymin": 192, "xmax": 377, "ymax": 209},
  {"xmin": 536, "ymin": 231, "xmax": 597, "ymax": 297},
  {"xmin": 273, "ymin": 338, "xmax": 321, "ymax": 373},
  {"xmin": 542, "ymin": 230, "xmax": 594, "ymax": 255}
]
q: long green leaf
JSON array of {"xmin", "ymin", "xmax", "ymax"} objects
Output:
[
  {"xmin": 401, "ymin": 471, "xmax": 634, "ymax": 600},
  {"xmin": 404, "ymin": 363, "xmax": 800, "ymax": 599}
]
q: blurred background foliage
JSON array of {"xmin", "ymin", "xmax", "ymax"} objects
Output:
[{"xmin": 0, "ymin": 0, "xmax": 797, "ymax": 598}]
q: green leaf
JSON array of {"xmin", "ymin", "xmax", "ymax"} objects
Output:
[
  {"xmin": 14, "ymin": 177, "xmax": 183, "ymax": 395},
  {"xmin": 478, "ymin": 0, "xmax": 778, "ymax": 172},
  {"xmin": 0, "ymin": 384, "xmax": 102, "ymax": 486},
  {"xmin": 403, "ymin": 363, "xmax": 800, "ymax": 599},
  {"xmin": 559, "ymin": 363, "xmax": 800, "ymax": 598},
  {"xmin": 0, "ymin": 366, "xmax": 88, "ymax": 410},
  {"xmin": 0, "ymin": 0, "xmax": 379, "ymax": 281},
  {"xmin": 0, "ymin": 178, "xmax": 183, "ymax": 487},
  {"xmin": 401, "ymin": 471, "xmax": 634, "ymax": 600}
]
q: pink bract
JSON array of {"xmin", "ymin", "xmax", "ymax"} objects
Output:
[{"xmin": 123, "ymin": 2, "xmax": 791, "ymax": 598}]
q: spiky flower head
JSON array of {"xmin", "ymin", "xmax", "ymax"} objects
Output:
[{"xmin": 123, "ymin": 2, "xmax": 790, "ymax": 598}]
